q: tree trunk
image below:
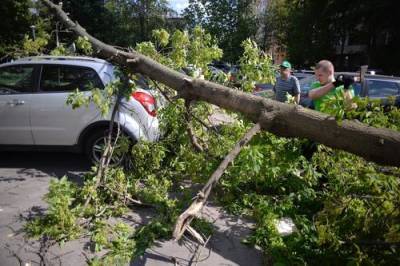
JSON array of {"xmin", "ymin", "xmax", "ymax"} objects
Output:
[{"xmin": 41, "ymin": 0, "xmax": 400, "ymax": 167}]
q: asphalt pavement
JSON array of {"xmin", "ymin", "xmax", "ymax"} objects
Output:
[{"xmin": 0, "ymin": 151, "xmax": 263, "ymax": 265}]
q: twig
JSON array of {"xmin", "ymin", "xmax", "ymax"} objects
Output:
[
  {"xmin": 98, "ymin": 184, "xmax": 154, "ymax": 208},
  {"xmin": 194, "ymin": 235, "xmax": 212, "ymax": 266},
  {"xmin": 105, "ymin": 122, "xmax": 121, "ymax": 167},
  {"xmin": 185, "ymin": 100, "xmax": 206, "ymax": 152},
  {"xmin": 83, "ymin": 78, "xmax": 126, "ymax": 209}
]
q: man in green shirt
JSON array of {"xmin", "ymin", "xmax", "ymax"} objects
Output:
[
  {"xmin": 302, "ymin": 60, "xmax": 356, "ymax": 160},
  {"xmin": 308, "ymin": 60, "xmax": 355, "ymax": 111}
]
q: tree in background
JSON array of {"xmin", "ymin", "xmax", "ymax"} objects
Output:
[
  {"xmin": 62, "ymin": 0, "xmax": 182, "ymax": 47},
  {"xmin": 0, "ymin": 0, "xmax": 185, "ymax": 60},
  {"xmin": 0, "ymin": 0, "xmax": 34, "ymax": 60},
  {"xmin": 59, "ymin": 0, "xmax": 110, "ymax": 44},
  {"xmin": 359, "ymin": 0, "xmax": 400, "ymax": 75},
  {"xmin": 265, "ymin": 0, "xmax": 400, "ymax": 74},
  {"xmin": 183, "ymin": 0, "xmax": 258, "ymax": 63}
]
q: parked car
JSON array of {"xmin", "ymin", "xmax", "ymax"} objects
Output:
[
  {"xmin": 208, "ymin": 62, "xmax": 232, "ymax": 73},
  {"xmin": 293, "ymin": 71, "xmax": 313, "ymax": 80},
  {"xmin": 299, "ymin": 73, "xmax": 400, "ymax": 108},
  {"xmin": 0, "ymin": 56, "xmax": 160, "ymax": 164}
]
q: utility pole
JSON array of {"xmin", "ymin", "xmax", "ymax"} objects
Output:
[
  {"xmin": 30, "ymin": 25, "xmax": 36, "ymax": 40},
  {"xmin": 55, "ymin": 22, "xmax": 60, "ymax": 47}
]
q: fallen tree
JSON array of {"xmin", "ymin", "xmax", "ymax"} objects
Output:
[
  {"xmin": 18, "ymin": 4, "xmax": 398, "ymax": 262},
  {"xmin": 41, "ymin": 0, "xmax": 400, "ymax": 167}
]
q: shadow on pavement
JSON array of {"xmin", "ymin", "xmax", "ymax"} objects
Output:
[{"xmin": 0, "ymin": 151, "xmax": 91, "ymax": 183}]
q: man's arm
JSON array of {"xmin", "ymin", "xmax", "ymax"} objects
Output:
[
  {"xmin": 308, "ymin": 82, "xmax": 335, "ymax": 100},
  {"xmin": 293, "ymin": 77, "xmax": 301, "ymax": 104},
  {"xmin": 308, "ymin": 74, "xmax": 355, "ymax": 100},
  {"xmin": 294, "ymin": 94, "xmax": 300, "ymax": 104},
  {"xmin": 273, "ymin": 78, "xmax": 278, "ymax": 100}
]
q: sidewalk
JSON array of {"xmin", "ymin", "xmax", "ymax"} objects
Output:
[{"xmin": 0, "ymin": 152, "xmax": 263, "ymax": 265}]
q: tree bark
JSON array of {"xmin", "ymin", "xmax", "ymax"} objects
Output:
[{"xmin": 41, "ymin": 0, "xmax": 400, "ymax": 167}]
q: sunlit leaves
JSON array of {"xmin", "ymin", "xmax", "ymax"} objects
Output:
[
  {"xmin": 152, "ymin": 29, "xmax": 170, "ymax": 47},
  {"xmin": 238, "ymin": 39, "xmax": 275, "ymax": 92},
  {"xmin": 25, "ymin": 177, "xmax": 81, "ymax": 242},
  {"xmin": 76, "ymin": 36, "xmax": 93, "ymax": 55}
]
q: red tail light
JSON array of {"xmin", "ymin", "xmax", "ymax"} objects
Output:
[{"xmin": 132, "ymin": 91, "xmax": 157, "ymax": 117}]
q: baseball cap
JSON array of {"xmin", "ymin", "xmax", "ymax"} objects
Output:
[{"xmin": 280, "ymin": 60, "xmax": 291, "ymax": 69}]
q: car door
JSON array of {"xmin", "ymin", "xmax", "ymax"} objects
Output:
[
  {"xmin": 0, "ymin": 64, "xmax": 37, "ymax": 145},
  {"xmin": 30, "ymin": 64, "xmax": 104, "ymax": 146}
]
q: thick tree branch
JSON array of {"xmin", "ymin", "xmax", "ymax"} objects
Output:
[
  {"xmin": 172, "ymin": 123, "xmax": 262, "ymax": 240},
  {"xmin": 41, "ymin": 0, "xmax": 400, "ymax": 166}
]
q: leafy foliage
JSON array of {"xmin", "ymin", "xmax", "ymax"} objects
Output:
[
  {"xmin": 25, "ymin": 177, "xmax": 81, "ymax": 243},
  {"xmin": 217, "ymin": 99, "xmax": 400, "ymax": 264},
  {"xmin": 137, "ymin": 26, "xmax": 222, "ymax": 76},
  {"xmin": 238, "ymin": 39, "xmax": 275, "ymax": 92}
]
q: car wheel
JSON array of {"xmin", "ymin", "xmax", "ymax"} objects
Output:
[{"xmin": 85, "ymin": 130, "xmax": 126, "ymax": 166}]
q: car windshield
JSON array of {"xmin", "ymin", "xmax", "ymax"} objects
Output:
[{"xmin": 366, "ymin": 79, "xmax": 400, "ymax": 98}]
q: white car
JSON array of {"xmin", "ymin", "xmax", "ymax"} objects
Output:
[{"xmin": 0, "ymin": 56, "xmax": 160, "ymax": 163}]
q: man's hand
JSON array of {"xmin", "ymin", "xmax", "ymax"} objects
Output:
[{"xmin": 333, "ymin": 74, "xmax": 355, "ymax": 90}]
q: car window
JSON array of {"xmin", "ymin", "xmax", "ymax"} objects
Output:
[
  {"xmin": 367, "ymin": 80, "xmax": 400, "ymax": 98},
  {"xmin": 299, "ymin": 76, "xmax": 316, "ymax": 92},
  {"xmin": 293, "ymin": 73, "xmax": 313, "ymax": 81},
  {"xmin": 40, "ymin": 65, "xmax": 104, "ymax": 92},
  {"xmin": 0, "ymin": 65, "xmax": 35, "ymax": 94}
]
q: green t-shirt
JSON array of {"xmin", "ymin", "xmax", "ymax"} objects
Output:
[{"xmin": 312, "ymin": 82, "xmax": 355, "ymax": 111}]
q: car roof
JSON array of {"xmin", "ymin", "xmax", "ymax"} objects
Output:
[
  {"xmin": 1, "ymin": 56, "xmax": 112, "ymax": 69},
  {"xmin": 0, "ymin": 56, "xmax": 115, "ymax": 77},
  {"xmin": 336, "ymin": 72, "xmax": 400, "ymax": 81},
  {"xmin": 294, "ymin": 69, "xmax": 314, "ymax": 74},
  {"xmin": 15, "ymin": 56, "xmax": 107, "ymax": 64},
  {"xmin": 299, "ymin": 72, "xmax": 400, "ymax": 82}
]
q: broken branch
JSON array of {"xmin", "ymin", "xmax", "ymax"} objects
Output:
[{"xmin": 172, "ymin": 123, "xmax": 262, "ymax": 240}]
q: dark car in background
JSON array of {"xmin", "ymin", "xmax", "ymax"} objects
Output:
[
  {"xmin": 208, "ymin": 62, "xmax": 232, "ymax": 73},
  {"xmin": 293, "ymin": 69, "xmax": 314, "ymax": 80},
  {"xmin": 299, "ymin": 73, "xmax": 400, "ymax": 108}
]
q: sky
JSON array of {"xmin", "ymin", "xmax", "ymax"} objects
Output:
[{"xmin": 168, "ymin": 0, "xmax": 189, "ymax": 14}]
